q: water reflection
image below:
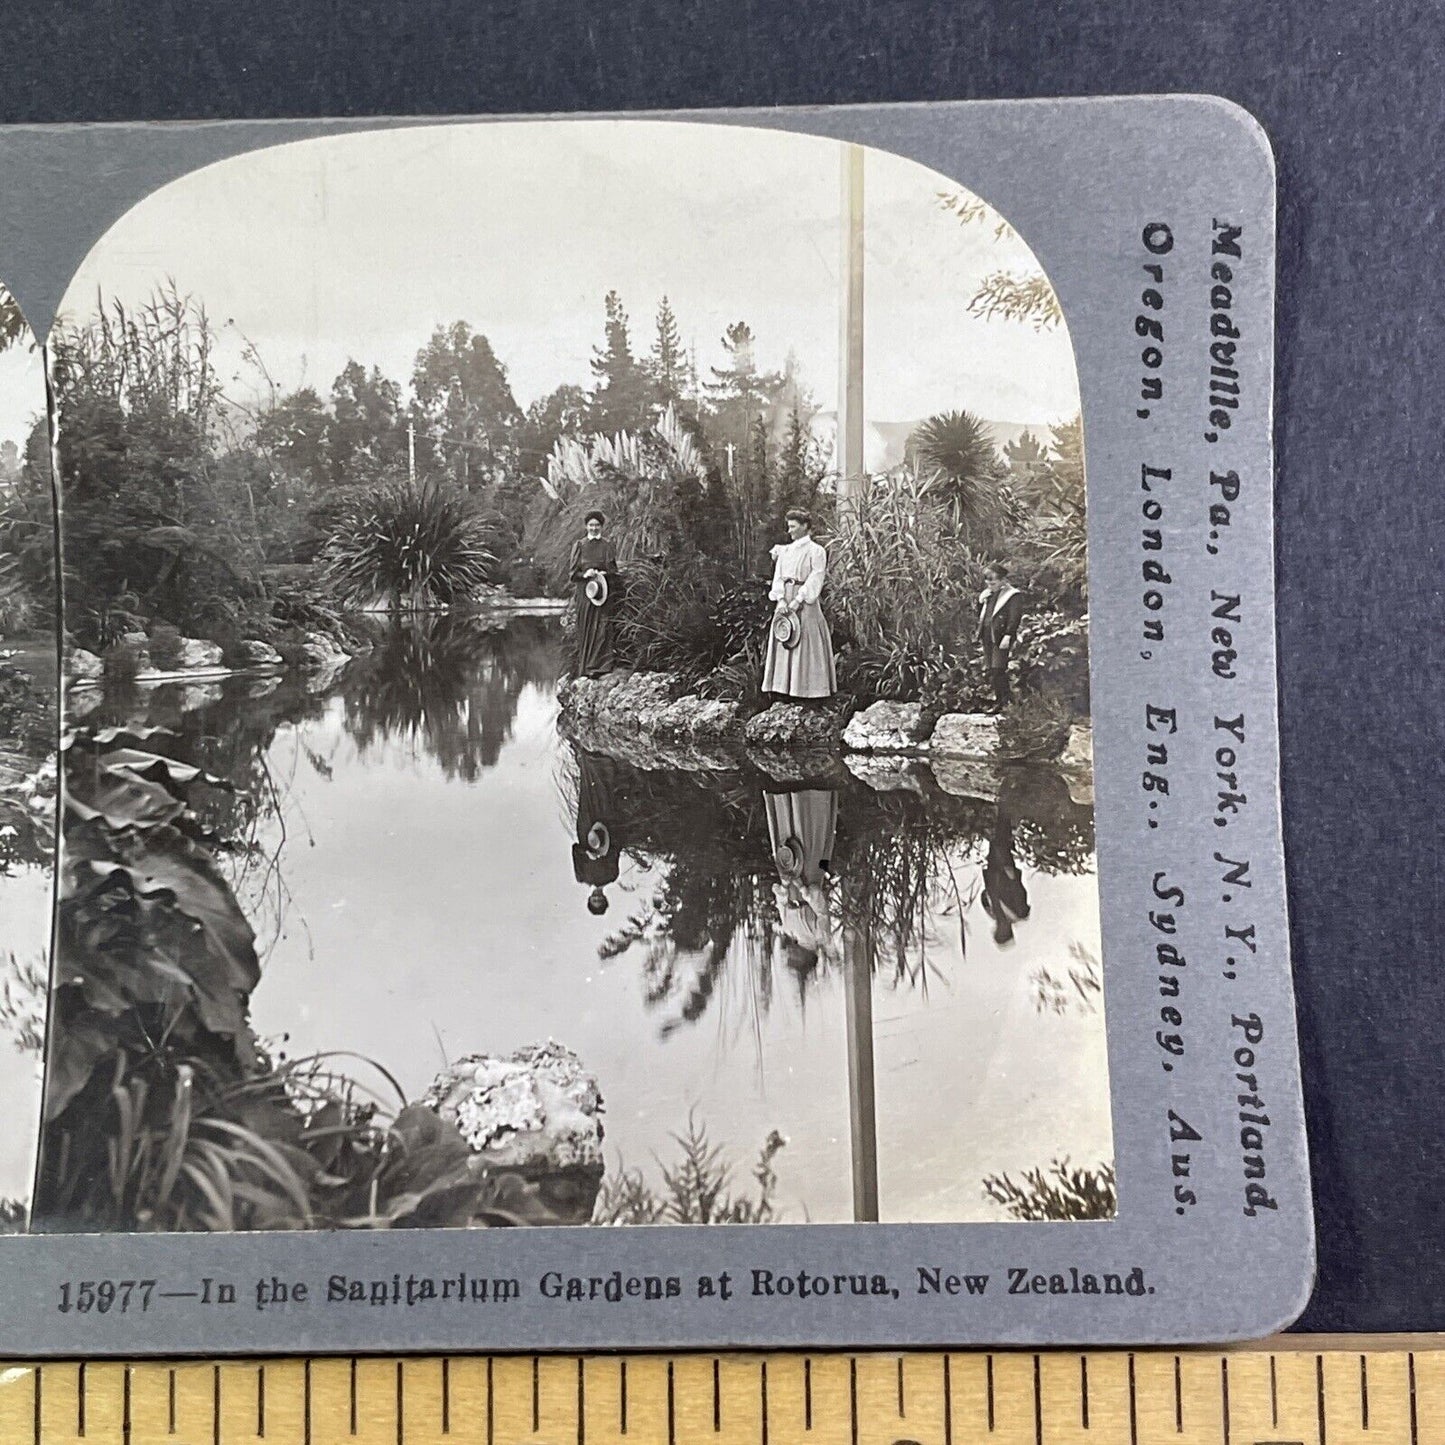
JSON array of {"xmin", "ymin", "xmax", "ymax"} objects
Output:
[
  {"xmin": 767, "ymin": 788, "xmax": 839, "ymax": 979},
  {"xmin": 344, "ymin": 614, "xmax": 563, "ymax": 781},
  {"xmin": 567, "ymin": 741, "xmax": 1093, "ymax": 1037},
  {"xmin": 572, "ymin": 751, "xmax": 626, "ymax": 915},
  {"xmin": 43, "ymin": 615, "xmax": 1111, "ymax": 1227},
  {"xmin": 982, "ymin": 806, "xmax": 1031, "ymax": 947}
]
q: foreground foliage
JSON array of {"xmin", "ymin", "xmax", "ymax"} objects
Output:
[
  {"xmin": 38, "ymin": 723, "xmax": 568, "ymax": 1232},
  {"xmin": 983, "ymin": 1159, "xmax": 1116, "ymax": 1222},
  {"xmin": 594, "ymin": 1115, "xmax": 787, "ymax": 1226}
]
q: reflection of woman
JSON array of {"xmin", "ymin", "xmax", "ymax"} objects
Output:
[
  {"xmin": 766, "ymin": 787, "xmax": 839, "ymax": 968},
  {"xmin": 762, "ymin": 509, "xmax": 836, "ymax": 700},
  {"xmin": 981, "ymin": 805, "xmax": 1031, "ymax": 947},
  {"xmin": 569, "ymin": 510, "xmax": 620, "ymax": 679},
  {"xmin": 572, "ymin": 749, "xmax": 622, "ymax": 915}
]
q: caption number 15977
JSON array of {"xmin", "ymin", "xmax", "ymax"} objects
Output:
[{"xmin": 56, "ymin": 1279, "xmax": 157, "ymax": 1313}]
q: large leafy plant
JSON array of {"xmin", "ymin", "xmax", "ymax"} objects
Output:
[{"xmin": 320, "ymin": 477, "xmax": 497, "ymax": 613}]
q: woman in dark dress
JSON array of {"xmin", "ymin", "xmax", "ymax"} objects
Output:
[
  {"xmin": 572, "ymin": 748, "xmax": 622, "ymax": 916},
  {"xmin": 569, "ymin": 510, "xmax": 620, "ymax": 678}
]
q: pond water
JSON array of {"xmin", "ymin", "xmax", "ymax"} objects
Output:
[{"xmin": 69, "ymin": 614, "xmax": 1112, "ymax": 1225}]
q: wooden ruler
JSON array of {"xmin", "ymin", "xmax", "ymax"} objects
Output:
[{"xmin": 1, "ymin": 1340, "xmax": 1440, "ymax": 1445}]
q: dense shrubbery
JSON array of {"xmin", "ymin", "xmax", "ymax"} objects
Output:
[
  {"xmin": 818, "ymin": 422, "xmax": 1088, "ymax": 723},
  {"xmin": 29, "ymin": 274, "xmax": 1090, "ymax": 735}
]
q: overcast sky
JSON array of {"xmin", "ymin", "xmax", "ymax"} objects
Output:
[{"xmin": 1, "ymin": 119, "xmax": 1080, "ymax": 451}]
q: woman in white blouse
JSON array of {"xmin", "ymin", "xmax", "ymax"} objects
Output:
[{"xmin": 762, "ymin": 508, "xmax": 837, "ymax": 700}]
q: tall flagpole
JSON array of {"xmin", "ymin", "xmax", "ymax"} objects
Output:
[
  {"xmin": 839, "ymin": 142, "xmax": 866, "ymax": 504},
  {"xmin": 839, "ymin": 140, "xmax": 879, "ymax": 1223}
]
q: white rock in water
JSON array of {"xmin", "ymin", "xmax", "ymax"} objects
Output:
[
  {"xmin": 845, "ymin": 754, "xmax": 926, "ymax": 793},
  {"xmin": 930, "ymin": 712, "xmax": 1001, "ymax": 759},
  {"xmin": 930, "ymin": 757, "xmax": 1002, "ymax": 801},
  {"xmin": 1061, "ymin": 721, "xmax": 1093, "ymax": 772},
  {"xmin": 66, "ymin": 648, "xmax": 103, "ymax": 682},
  {"xmin": 304, "ymin": 655, "xmax": 350, "ymax": 693},
  {"xmin": 743, "ymin": 702, "xmax": 843, "ymax": 751},
  {"xmin": 422, "ymin": 1040, "xmax": 604, "ymax": 1175},
  {"xmin": 65, "ymin": 688, "xmax": 105, "ymax": 720},
  {"xmin": 842, "ymin": 700, "xmax": 926, "ymax": 753},
  {"xmin": 236, "ymin": 638, "xmax": 283, "ymax": 667},
  {"xmin": 176, "ymin": 637, "xmax": 224, "ymax": 669},
  {"xmin": 299, "ymin": 631, "xmax": 351, "ymax": 668},
  {"xmin": 173, "ymin": 683, "xmax": 224, "ymax": 713}
]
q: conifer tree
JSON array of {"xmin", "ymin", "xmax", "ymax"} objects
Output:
[
  {"xmin": 649, "ymin": 296, "xmax": 687, "ymax": 411},
  {"xmin": 589, "ymin": 290, "xmax": 649, "ymax": 436},
  {"xmin": 705, "ymin": 321, "xmax": 781, "ymax": 452},
  {"xmin": 776, "ymin": 402, "xmax": 814, "ymax": 520}
]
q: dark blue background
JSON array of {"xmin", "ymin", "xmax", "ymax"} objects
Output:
[{"xmin": 2, "ymin": 0, "xmax": 1440, "ymax": 1334}]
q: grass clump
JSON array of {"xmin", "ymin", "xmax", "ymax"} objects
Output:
[{"xmin": 594, "ymin": 1113, "xmax": 787, "ymax": 1225}]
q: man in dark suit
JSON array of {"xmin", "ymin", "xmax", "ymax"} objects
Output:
[{"xmin": 978, "ymin": 562, "xmax": 1025, "ymax": 710}]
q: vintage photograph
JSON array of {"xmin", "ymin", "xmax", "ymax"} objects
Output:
[{"xmin": 0, "ymin": 119, "xmax": 1109, "ymax": 1233}]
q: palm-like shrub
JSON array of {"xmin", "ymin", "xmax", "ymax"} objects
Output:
[
  {"xmin": 907, "ymin": 409, "xmax": 1023, "ymax": 551},
  {"xmin": 320, "ymin": 477, "xmax": 496, "ymax": 613}
]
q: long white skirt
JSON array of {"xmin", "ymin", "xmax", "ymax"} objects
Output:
[{"xmin": 762, "ymin": 601, "xmax": 837, "ymax": 698}]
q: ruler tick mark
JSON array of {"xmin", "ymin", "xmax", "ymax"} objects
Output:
[
  {"xmin": 805, "ymin": 1358, "xmax": 813, "ymax": 1430},
  {"xmin": 850, "ymin": 1357, "xmax": 859, "ymax": 1445},
  {"xmin": 487, "ymin": 1357, "xmax": 495, "ymax": 1445},
  {"xmin": 712, "ymin": 1358, "xmax": 720, "ymax": 1433},
  {"xmin": 1081, "ymin": 1355, "xmax": 1090, "ymax": 1429},
  {"xmin": 1270, "ymin": 1355, "xmax": 1279, "ymax": 1428},
  {"xmin": 577, "ymin": 1358, "xmax": 585, "ymax": 1445},
  {"xmin": 442, "ymin": 1358, "xmax": 451, "ymax": 1435},
  {"xmin": 1127, "ymin": 1354, "xmax": 1138, "ymax": 1445},
  {"xmin": 213, "ymin": 1364, "xmax": 221, "ymax": 1445},
  {"xmin": 1408, "ymin": 1353, "xmax": 1419, "ymax": 1445},
  {"xmin": 943, "ymin": 1357, "xmax": 952, "ymax": 1445},
  {"xmin": 169, "ymin": 1368, "xmax": 177, "ymax": 1436},
  {"xmin": 1222, "ymin": 1358, "xmax": 1231, "ymax": 1445},
  {"xmin": 1317, "ymin": 1355, "xmax": 1327, "ymax": 1445},
  {"xmin": 1175, "ymin": 1356, "xmax": 1183, "ymax": 1432},
  {"xmin": 986, "ymin": 1355, "xmax": 995, "ymax": 1432},
  {"xmin": 533, "ymin": 1357, "xmax": 540, "ymax": 1434},
  {"xmin": 78, "ymin": 1361, "xmax": 86, "ymax": 1438},
  {"xmin": 620, "ymin": 1359, "xmax": 628, "ymax": 1435},
  {"xmin": 1360, "ymin": 1354, "xmax": 1369, "ymax": 1430},
  {"xmin": 397, "ymin": 1361, "xmax": 405, "ymax": 1445},
  {"xmin": 257, "ymin": 1366, "xmax": 265, "ymax": 1439},
  {"xmin": 123, "ymin": 1366, "xmax": 132, "ymax": 1445},
  {"xmin": 304, "ymin": 1360, "xmax": 311, "ymax": 1445},
  {"xmin": 350, "ymin": 1358, "xmax": 358, "ymax": 1436},
  {"xmin": 1032, "ymin": 1355, "xmax": 1042, "ymax": 1445},
  {"xmin": 32, "ymin": 1365, "xmax": 41, "ymax": 1445},
  {"xmin": 668, "ymin": 1361, "xmax": 677, "ymax": 1445},
  {"xmin": 898, "ymin": 1356, "xmax": 906, "ymax": 1417}
]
